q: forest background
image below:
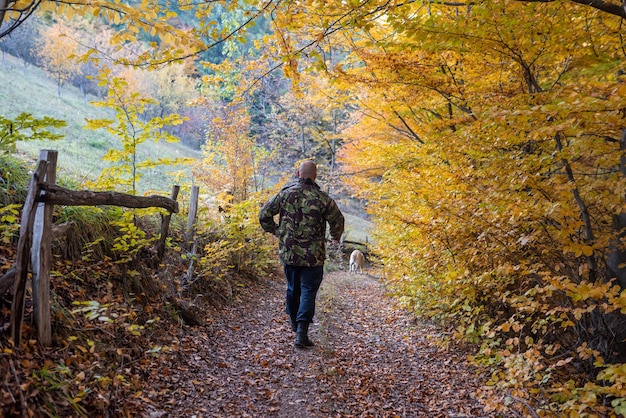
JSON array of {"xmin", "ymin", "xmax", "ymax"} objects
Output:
[{"xmin": 1, "ymin": 0, "xmax": 626, "ymax": 416}]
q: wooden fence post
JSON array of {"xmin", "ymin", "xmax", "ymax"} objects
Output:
[
  {"xmin": 10, "ymin": 161, "xmax": 47, "ymax": 346},
  {"xmin": 30, "ymin": 150, "xmax": 57, "ymax": 346},
  {"xmin": 156, "ymin": 185, "xmax": 180, "ymax": 260},
  {"xmin": 183, "ymin": 186, "xmax": 199, "ymax": 252},
  {"xmin": 184, "ymin": 186, "xmax": 200, "ymax": 283}
]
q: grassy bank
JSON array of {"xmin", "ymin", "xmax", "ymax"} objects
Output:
[{"xmin": 1, "ymin": 53, "xmax": 201, "ymax": 194}]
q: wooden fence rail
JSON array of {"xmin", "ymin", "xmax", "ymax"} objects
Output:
[
  {"xmin": 39, "ymin": 184, "xmax": 179, "ymax": 213},
  {"xmin": 6, "ymin": 150, "xmax": 183, "ymax": 346}
]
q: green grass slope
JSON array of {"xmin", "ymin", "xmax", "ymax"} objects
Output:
[{"xmin": 1, "ymin": 53, "xmax": 201, "ymax": 194}]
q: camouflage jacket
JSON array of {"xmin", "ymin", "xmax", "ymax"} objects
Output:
[{"xmin": 259, "ymin": 178, "xmax": 345, "ymax": 267}]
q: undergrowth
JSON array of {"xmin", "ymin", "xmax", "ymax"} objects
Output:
[{"xmin": 0, "ymin": 160, "xmax": 280, "ymax": 416}]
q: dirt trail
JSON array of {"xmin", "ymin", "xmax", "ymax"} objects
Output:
[{"xmin": 144, "ymin": 271, "xmax": 488, "ymax": 417}]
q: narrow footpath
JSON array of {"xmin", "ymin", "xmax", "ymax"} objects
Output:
[{"xmin": 143, "ymin": 271, "xmax": 489, "ymax": 417}]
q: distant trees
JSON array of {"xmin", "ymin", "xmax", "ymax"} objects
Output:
[
  {"xmin": 174, "ymin": 105, "xmax": 207, "ymax": 150},
  {"xmin": 36, "ymin": 20, "xmax": 80, "ymax": 97},
  {"xmin": 71, "ymin": 59, "xmax": 102, "ymax": 102},
  {"xmin": 0, "ymin": 15, "xmax": 39, "ymax": 71},
  {"xmin": 242, "ymin": 69, "xmax": 353, "ymax": 183},
  {"xmin": 194, "ymin": 100, "xmax": 265, "ymax": 203}
]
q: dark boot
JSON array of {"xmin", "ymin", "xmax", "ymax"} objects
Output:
[{"xmin": 295, "ymin": 322, "xmax": 313, "ymax": 348}]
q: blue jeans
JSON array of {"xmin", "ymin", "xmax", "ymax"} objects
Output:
[{"xmin": 283, "ymin": 265, "xmax": 324, "ymax": 324}]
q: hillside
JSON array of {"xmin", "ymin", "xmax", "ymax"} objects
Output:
[
  {"xmin": 1, "ymin": 52, "xmax": 372, "ymax": 242},
  {"xmin": 1, "ymin": 53, "xmax": 202, "ymax": 194}
]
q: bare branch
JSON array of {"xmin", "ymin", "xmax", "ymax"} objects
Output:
[{"xmin": 517, "ymin": 0, "xmax": 626, "ymax": 18}]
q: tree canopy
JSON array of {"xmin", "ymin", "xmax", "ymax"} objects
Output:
[{"xmin": 2, "ymin": 0, "xmax": 626, "ymax": 415}]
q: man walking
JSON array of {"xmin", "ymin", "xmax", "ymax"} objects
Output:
[{"xmin": 259, "ymin": 161, "xmax": 345, "ymax": 348}]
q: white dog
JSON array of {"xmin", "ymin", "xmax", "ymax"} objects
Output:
[{"xmin": 349, "ymin": 250, "xmax": 365, "ymax": 274}]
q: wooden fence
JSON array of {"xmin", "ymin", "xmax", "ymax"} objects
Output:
[{"xmin": 2, "ymin": 150, "xmax": 199, "ymax": 346}]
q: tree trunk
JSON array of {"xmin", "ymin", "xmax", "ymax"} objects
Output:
[{"xmin": 607, "ymin": 128, "xmax": 626, "ymax": 288}]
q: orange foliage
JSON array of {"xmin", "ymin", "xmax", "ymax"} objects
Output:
[
  {"xmin": 193, "ymin": 102, "xmax": 262, "ymax": 203},
  {"xmin": 315, "ymin": 0, "xmax": 626, "ymax": 415}
]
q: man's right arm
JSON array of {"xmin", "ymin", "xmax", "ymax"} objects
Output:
[{"xmin": 258, "ymin": 194, "xmax": 281, "ymax": 236}]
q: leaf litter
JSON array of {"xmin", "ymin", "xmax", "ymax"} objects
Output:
[
  {"xmin": 143, "ymin": 271, "xmax": 488, "ymax": 418},
  {"xmin": 1, "ymin": 249, "xmax": 489, "ymax": 417}
]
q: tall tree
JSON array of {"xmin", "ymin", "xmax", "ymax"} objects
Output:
[
  {"xmin": 300, "ymin": 0, "xmax": 626, "ymax": 415},
  {"xmin": 194, "ymin": 100, "xmax": 265, "ymax": 203}
]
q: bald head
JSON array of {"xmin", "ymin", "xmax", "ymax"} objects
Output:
[{"xmin": 298, "ymin": 161, "xmax": 317, "ymax": 180}]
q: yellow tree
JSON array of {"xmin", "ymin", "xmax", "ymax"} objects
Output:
[
  {"xmin": 265, "ymin": 0, "xmax": 626, "ymax": 415},
  {"xmin": 249, "ymin": 72, "xmax": 352, "ymax": 189},
  {"xmin": 142, "ymin": 64, "xmax": 197, "ymax": 118},
  {"xmin": 194, "ymin": 100, "xmax": 262, "ymax": 203},
  {"xmin": 119, "ymin": 38, "xmax": 200, "ymax": 117},
  {"xmin": 85, "ymin": 67, "xmax": 189, "ymax": 194},
  {"xmin": 36, "ymin": 19, "xmax": 80, "ymax": 96}
]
